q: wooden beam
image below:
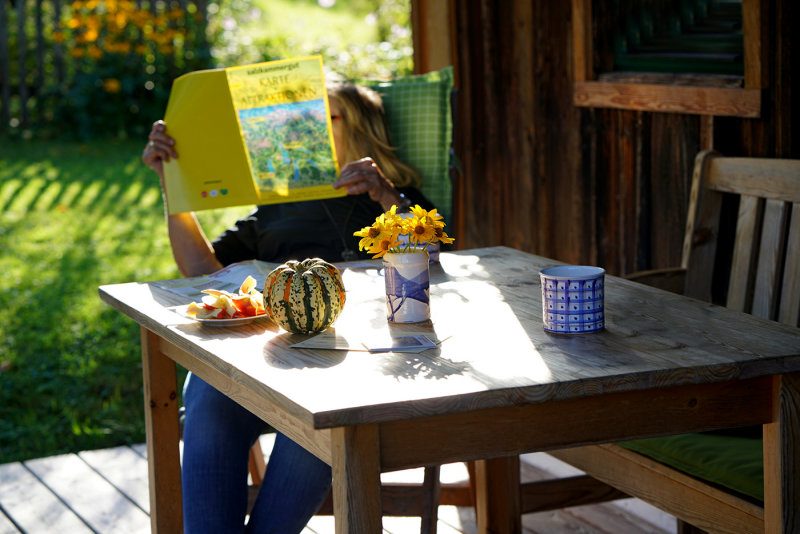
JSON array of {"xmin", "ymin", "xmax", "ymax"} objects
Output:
[
  {"xmin": 742, "ymin": 0, "xmax": 765, "ymax": 89},
  {"xmin": 571, "ymin": 0, "xmax": 593, "ymax": 82},
  {"xmin": 474, "ymin": 457, "xmax": 521, "ymax": 534},
  {"xmin": 763, "ymin": 373, "xmax": 800, "ymax": 534},
  {"xmin": 552, "ymin": 444, "xmax": 764, "ymax": 533},
  {"xmin": 411, "ymin": 0, "xmax": 455, "ymax": 74},
  {"xmin": 574, "ymin": 82, "xmax": 762, "ymax": 118},
  {"xmin": 140, "ymin": 328, "xmax": 183, "ymax": 534},
  {"xmin": 331, "ymin": 425, "xmax": 383, "ymax": 534},
  {"xmin": 520, "ymin": 475, "xmax": 627, "ymax": 513}
]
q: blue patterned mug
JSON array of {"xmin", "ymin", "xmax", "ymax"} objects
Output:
[{"xmin": 540, "ymin": 265, "xmax": 605, "ymax": 333}]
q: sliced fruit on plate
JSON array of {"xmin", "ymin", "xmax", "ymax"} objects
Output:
[{"xmin": 185, "ymin": 275, "xmax": 266, "ymax": 319}]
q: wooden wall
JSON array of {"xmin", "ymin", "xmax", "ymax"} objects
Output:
[{"xmin": 412, "ymin": 0, "xmax": 798, "ymax": 276}]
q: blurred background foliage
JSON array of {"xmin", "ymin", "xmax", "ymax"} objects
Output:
[{"xmin": 2, "ymin": 0, "xmax": 413, "ymax": 141}]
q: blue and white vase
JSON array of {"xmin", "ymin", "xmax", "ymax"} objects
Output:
[{"xmin": 383, "ymin": 251, "xmax": 430, "ymax": 323}]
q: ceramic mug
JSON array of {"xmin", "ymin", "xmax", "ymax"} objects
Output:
[{"xmin": 540, "ymin": 265, "xmax": 605, "ymax": 333}]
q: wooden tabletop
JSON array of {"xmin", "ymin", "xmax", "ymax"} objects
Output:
[{"xmin": 99, "ymin": 246, "xmax": 800, "ymax": 430}]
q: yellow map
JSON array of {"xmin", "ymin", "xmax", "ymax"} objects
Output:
[{"xmin": 162, "ymin": 56, "xmax": 343, "ymax": 214}]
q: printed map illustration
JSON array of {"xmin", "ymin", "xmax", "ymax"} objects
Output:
[{"xmin": 237, "ymin": 99, "xmax": 337, "ymax": 193}]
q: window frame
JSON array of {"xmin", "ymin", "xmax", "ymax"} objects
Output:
[{"xmin": 572, "ymin": 0, "xmax": 763, "ymax": 118}]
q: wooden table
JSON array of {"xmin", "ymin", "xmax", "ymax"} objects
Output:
[{"xmin": 98, "ymin": 246, "xmax": 800, "ymax": 534}]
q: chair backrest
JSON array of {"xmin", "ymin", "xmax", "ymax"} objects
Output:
[
  {"xmin": 361, "ymin": 67, "xmax": 455, "ymax": 222},
  {"xmin": 682, "ymin": 150, "xmax": 800, "ymax": 326}
]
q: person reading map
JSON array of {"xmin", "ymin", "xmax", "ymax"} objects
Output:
[{"xmin": 141, "ymin": 76, "xmax": 433, "ymax": 533}]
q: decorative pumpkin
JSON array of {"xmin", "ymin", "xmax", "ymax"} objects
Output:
[{"xmin": 263, "ymin": 258, "xmax": 346, "ymax": 333}]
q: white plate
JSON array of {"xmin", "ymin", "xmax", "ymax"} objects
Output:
[{"xmin": 173, "ymin": 305, "xmax": 270, "ymax": 327}]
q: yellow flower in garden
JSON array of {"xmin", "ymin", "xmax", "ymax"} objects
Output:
[
  {"xmin": 103, "ymin": 78, "xmax": 122, "ymax": 93},
  {"xmin": 83, "ymin": 27, "xmax": 99, "ymax": 43},
  {"xmin": 53, "ymin": 30, "xmax": 66, "ymax": 43},
  {"xmin": 87, "ymin": 44, "xmax": 102, "ymax": 59},
  {"xmin": 113, "ymin": 11, "xmax": 128, "ymax": 28}
]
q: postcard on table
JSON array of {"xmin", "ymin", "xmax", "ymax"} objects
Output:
[
  {"xmin": 291, "ymin": 331, "xmax": 440, "ymax": 354},
  {"xmin": 162, "ymin": 55, "xmax": 344, "ymax": 214},
  {"xmin": 361, "ymin": 335, "xmax": 438, "ymax": 353}
]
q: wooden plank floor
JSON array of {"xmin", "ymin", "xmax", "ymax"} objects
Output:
[{"xmin": 0, "ymin": 436, "xmax": 677, "ymax": 533}]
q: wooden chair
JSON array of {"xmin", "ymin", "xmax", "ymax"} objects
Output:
[{"xmin": 532, "ymin": 151, "xmax": 800, "ymax": 533}]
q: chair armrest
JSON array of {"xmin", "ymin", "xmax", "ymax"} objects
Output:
[{"xmin": 624, "ymin": 267, "xmax": 686, "ymax": 295}]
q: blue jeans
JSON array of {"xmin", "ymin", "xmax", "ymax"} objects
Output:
[{"xmin": 182, "ymin": 374, "xmax": 332, "ymax": 534}]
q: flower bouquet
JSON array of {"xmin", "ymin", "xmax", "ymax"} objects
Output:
[{"xmin": 354, "ymin": 205, "xmax": 454, "ymax": 323}]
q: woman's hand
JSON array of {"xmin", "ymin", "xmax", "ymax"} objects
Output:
[
  {"xmin": 334, "ymin": 157, "xmax": 403, "ymax": 212},
  {"xmin": 141, "ymin": 120, "xmax": 178, "ymax": 182}
]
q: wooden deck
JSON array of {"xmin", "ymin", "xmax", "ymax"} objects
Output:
[{"xmin": 0, "ymin": 435, "xmax": 677, "ymax": 533}]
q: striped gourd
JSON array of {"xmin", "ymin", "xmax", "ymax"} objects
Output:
[{"xmin": 263, "ymin": 258, "xmax": 346, "ymax": 334}]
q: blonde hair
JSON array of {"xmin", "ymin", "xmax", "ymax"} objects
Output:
[{"xmin": 326, "ymin": 81, "xmax": 421, "ymax": 189}]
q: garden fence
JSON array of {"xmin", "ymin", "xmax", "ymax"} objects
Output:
[{"xmin": 1, "ymin": 0, "xmax": 212, "ymax": 140}]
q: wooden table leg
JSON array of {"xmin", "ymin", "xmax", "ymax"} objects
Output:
[
  {"xmin": 473, "ymin": 456, "xmax": 521, "ymax": 534},
  {"xmin": 331, "ymin": 425, "xmax": 382, "ymax": 534},
  {"xmin": 141, "ymin": 328, "xmax": 183, "ymax": 533},
  {"xmin": 763, "ymin": 372, "xmax": 800, "ymax": 533}
]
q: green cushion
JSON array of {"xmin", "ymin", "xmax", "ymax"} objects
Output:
[
  {"xmin": 620, "ymin": 431, "xmax": 764, "ymax": 502},
  {"xmin": 360, "ymin": 67, "xmax": 454, "ymax": 221}
]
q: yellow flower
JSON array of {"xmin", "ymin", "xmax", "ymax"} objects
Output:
[
  {"xmin": 103, "ymin": 78, "xmax": 122, "ymax": 93},
  {"xmin": 354, "ymin": 209, "xmax": 401, "ymax": 257},
  {"xmin": 113, "ymin": 11, "xmax": 128, "ymax": 28},
  {"xmin": 368, "ymin": 237, "xmax": 402, "ymax": 258},
  {"xmin": 83, "ymin": 27, "xmax": 99, "ymax": 43},
  {"xmin": 410, "ymin": 204, "xmax": 444, "ymax": 225},
  {"xmin": 87, "ymin": 44, "xmax": 103, "ymax": 59},
  {"xmin": 434, "ymin": 226, "xmax": 455, "ymax": 245},
  {"xmin": 354, "ymin": 225, "xmax": 382, "ymax": 250},
  {"xmin": 406, "ymin": 215, "xmax": 436, "ymax": 245},
  {"xmin": 353, "ymin": 203, "xmax": 453, "ymax": 257}
]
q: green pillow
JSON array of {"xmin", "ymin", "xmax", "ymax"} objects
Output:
[
  {"xmin": 621, "ymin": 432, "xmax": 764, "ymax": 502},
  {"xmin": 360, "ymin": 67, "xmax": 454, "ymax": 221}
]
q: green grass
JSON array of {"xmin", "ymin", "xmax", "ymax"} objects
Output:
[{"xmin": 0, "ymin": 140, "xmax": 250, "ymax": 463}]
